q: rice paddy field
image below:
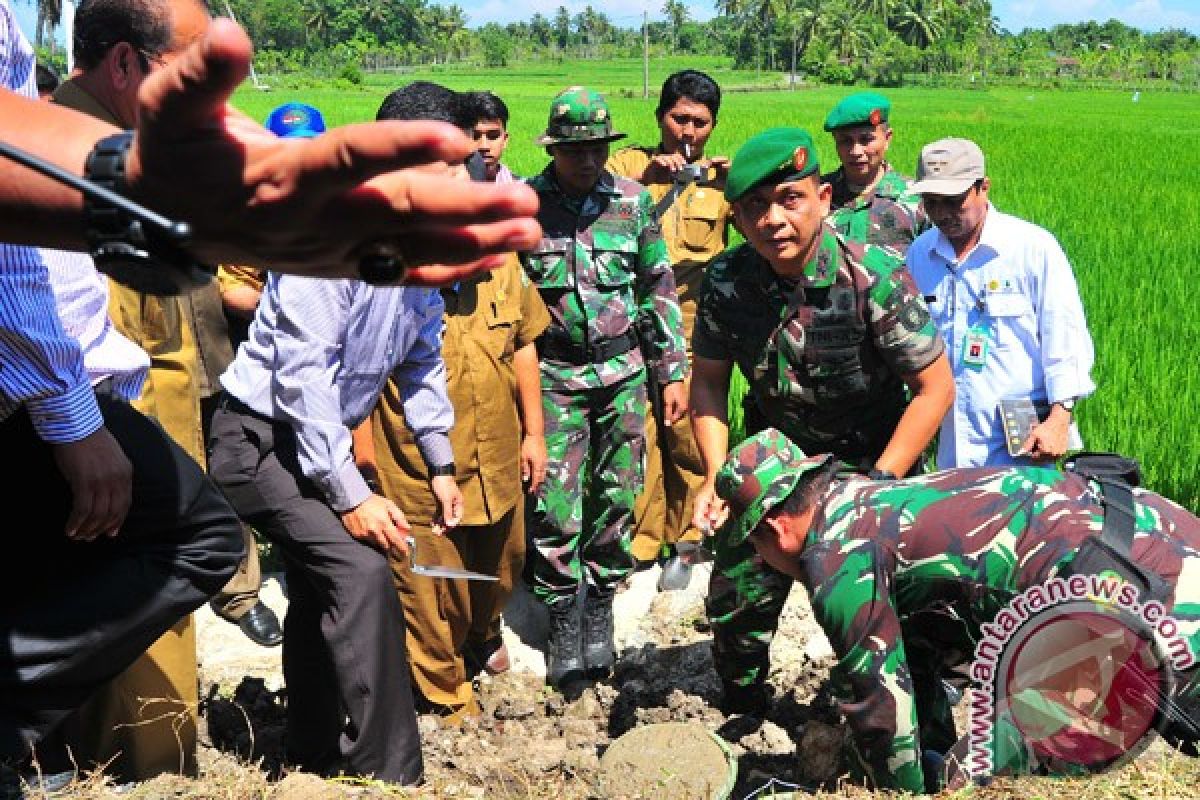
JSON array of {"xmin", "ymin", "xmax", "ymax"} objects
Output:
[{"xmin": 234, "ymin": 59, "xmax": 1200, "ymax": 511}]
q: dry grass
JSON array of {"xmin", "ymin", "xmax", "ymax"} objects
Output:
[{"xmin": 22, "ymin": 740, "xmax": 1200, "ymax": 800}]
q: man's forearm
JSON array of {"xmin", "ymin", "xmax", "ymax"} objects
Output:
[
  {"xmin": 513, "ymin": 342, "xmax": 544, "ymax": 436},
  {"xmin": 875, "ymin": 355, "xmax": 954, "ymax": 476},
  {"xmin": 689, "ymin": 374, "xmax": 731, "ymax": 481},
  {"xmin": 0, "ymin": 91, "xmax": 117, "ymax": 249}
]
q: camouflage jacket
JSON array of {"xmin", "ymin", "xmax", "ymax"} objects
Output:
[
  {"xmin": 800, "ymin": 466, "xmax": 1200, "ymax": 792},
  {"xmin": 692, "ymin": 227, "xmax": 943, "ymax": 460},
  {"xmin": 523, "ymin": 167, "xmax": 688, "ymax": 391},
  {"xmin": 823, "ymin": 164, "xmax": 929, "ymax": 254}
]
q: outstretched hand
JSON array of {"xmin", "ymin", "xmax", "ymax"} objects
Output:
[{"xmin": 129, "ymin": 18, "xmax": 542, "ymax": 283}]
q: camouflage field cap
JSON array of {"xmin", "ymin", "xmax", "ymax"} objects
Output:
[
  {"xmin": 725, "ymin": 127, "xmax": 820, "ymax": 203},
  {"xmin": 823, "ymin": 91, "xmax": 891, "ymax": 132},
  {"xmin": 716, "ymin": 428, "xmax": 833, "ymax": 545},
  {"xmin": 536, "ymin": 86, "xmax": 627, "ymax": 146}
]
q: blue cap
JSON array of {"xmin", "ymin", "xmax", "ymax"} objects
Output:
[{"xmin": 265, "ymin": 102, "xmax": 326, "ymax": 139}]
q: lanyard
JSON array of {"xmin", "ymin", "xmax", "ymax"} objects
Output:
[{"xmin": 944, "ymin": 261, "xmax": 987, "ymax": 313}]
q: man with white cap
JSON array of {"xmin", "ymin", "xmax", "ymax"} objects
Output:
[{"xmin": 906, "ymin": 137, "xmax": 1095, "ymax": 468}]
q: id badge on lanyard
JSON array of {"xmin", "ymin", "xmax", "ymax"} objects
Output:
[{"xmin": 961, "ymin": 323, "xmax": 989, "ymax": 371}]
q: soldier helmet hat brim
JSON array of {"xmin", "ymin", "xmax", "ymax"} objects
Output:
[
  {"xmin": 716, "ymin": 429, "xmax": 833, "ymax": 546},
  {"xmin": 536, "ymin": 86, "xmax": 627, "ymax": 146}
]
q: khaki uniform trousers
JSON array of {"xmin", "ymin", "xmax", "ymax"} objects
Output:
[
  {"xmin": 389, "ymin": 505, "xmax": 524, "ymax": 721},
  {"xmin": 630, "ymin": 374, "xmax": 706, "ymax": 562},
  {"xmin": 57, "ymin": 287, "xmax": 201, "ymax": 780}
]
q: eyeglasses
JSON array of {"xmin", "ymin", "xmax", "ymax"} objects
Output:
[{"xmin": 135, "ymin": 48, "xmax": 167, "ymax": 72}]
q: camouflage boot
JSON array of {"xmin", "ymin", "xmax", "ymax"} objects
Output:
[
  {"xmin": 545, "ymin": 597, "xmax": 584, "ymax": 689},
  {"xmin": 581, "ymin": 590, "xmax": 615, "ymax": 679}
]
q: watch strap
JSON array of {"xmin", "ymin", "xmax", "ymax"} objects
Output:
[{"xmin": 84, "ymin": 132, "xmax": 210, "ymax": 294}]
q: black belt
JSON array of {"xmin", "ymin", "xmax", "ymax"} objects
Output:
[
  {"xmin": 217, "ymin": 391, "xmax": 275, "ymax": 425},
  {"xmin": 536, "ymin": 328, "xmax": 638, "ymax": 366}
]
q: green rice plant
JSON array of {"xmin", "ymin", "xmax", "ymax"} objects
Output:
[{"xmin": 232, "ymin": 66, "xmax": 1200, "ymax": 510}]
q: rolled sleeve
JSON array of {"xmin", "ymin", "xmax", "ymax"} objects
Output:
[{"xmin": 871, "ymin": 264, "xmax": 945, "ymax": 376}]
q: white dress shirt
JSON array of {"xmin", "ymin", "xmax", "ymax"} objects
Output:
[
  {"xmin": 908, "ymin": 204, "xmax": 1095, "ymax": 468},
  {"xmin": 221, "ymin": 274, "xmax": 453, "ymax": 512}
]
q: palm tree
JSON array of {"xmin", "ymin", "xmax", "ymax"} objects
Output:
[
  {"xmin": 853, "ymin": 0, "xmax": 890, "ymax": 25},
  {"xmin": 823, "ymin": 0, "xmax": 873, "ymax": 60},
  {"xmin": 35, "ymin": 0, "xmax": 62, "ymax": 54},
  {"xmin": 663, "ymin": 0, "xmax": 689, "ymax": 52},
  {"xmin": 301, "ymin": 0, "xmax": 333, "ymax": 49},
  {"xmin": 894, "ymin": 0, "xmax": 943, "ymax": 48}
]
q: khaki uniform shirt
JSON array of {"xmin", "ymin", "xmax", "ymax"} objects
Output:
[
  {"xmin": 52, "ymin": 79, "xmax": 205, "ymax": 463},
  {"xmin": 372, "ymin": 254, "xmax": 550, "ymax": 525},
  {"xmin": 607, "ymin": 145, "xmax": 733, "ymax": 341}
]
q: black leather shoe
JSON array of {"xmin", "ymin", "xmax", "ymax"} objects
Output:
[
  {"xmin": 581, "ymin": 591, "xmax": 615, "ymax": 679},
  {"xmin": 237, "ymin": 601, "xmax": 283, "ymax": 648}
]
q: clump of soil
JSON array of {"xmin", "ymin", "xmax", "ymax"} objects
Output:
[{"xmin": 597, "ymin": 722, "xmax": 735, "ymax": 799}]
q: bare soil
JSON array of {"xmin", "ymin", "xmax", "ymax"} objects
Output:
[
  {"xmin": 27, "ymin": 566, "xmax": 1200, "ymax": 799},
  {"xmin": 190, "ymin": 565, "xmax": 847, "ymax": 800}
]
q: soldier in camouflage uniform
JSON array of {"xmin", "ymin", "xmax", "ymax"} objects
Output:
[
  {"xmin": 716, "ymin": 428, "xmax": 1200, "ymax": 793},
  {"xmin": 821, "ymin": 91, "xmax": 928, "ymax": 252},
  {"xmin": 689, "ymin": 127, "xmax": 954, "ymax": 713},
  {"xmin": 523, "ymin": 87, "xmax": 689, "ymax": 688}
]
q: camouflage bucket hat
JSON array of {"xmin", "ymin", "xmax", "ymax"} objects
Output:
[
  {"xmin": 715, "ymin": 429, "xmax": 832, "ymax": 546},
  {"xmin": 536, "ymin": 86, "xmax": 627, "ymax": 146}
]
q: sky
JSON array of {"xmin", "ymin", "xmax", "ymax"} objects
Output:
[
  {"xmin": 11, "ymin": 0, "xmax": 1199, "ymax": 49},
  {"xmin": 457, "ymin": 0, "xmax": 1199, "ymax": 33}
]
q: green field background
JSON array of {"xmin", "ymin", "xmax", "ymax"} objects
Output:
[{"xmin": 233, "ymin": 59, "xmax": 1200, "ymax": 510}]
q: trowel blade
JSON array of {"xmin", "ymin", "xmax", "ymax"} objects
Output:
[{"xmin": 410, "ymin": 564, "xmax": 499, "ymax": 581}]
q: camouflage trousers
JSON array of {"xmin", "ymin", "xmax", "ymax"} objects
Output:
[
  {"xmin": 528, "ymin": 372, "xmax": 646, "ymax": 607},
  {"xmin": 706, "ymin": 519, "xmax": 794, "ymax": 689}
]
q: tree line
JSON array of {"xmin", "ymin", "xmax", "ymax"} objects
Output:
[{"xmin": 24, "ymin": 0, "xmax": 1200, "ymax": 87}]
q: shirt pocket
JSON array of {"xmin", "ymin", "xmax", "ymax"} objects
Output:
[
  {"xmin": 679, "ymin": 193, "xmax": 723, "ymax": 253},
  {"xmin": 486, "ymin": 301, "xmax": 523, "ymax": 360},
  {"xmin": 593, "ymin": 238, "xmax": 638, "ymax": 288},
  {"xmin": 524, "ymin": 241, "xmax": 573, "ymax": 289},
  {"xmin": 985, "ymin": 293, "xmax": 1032, "ymax": 319}
]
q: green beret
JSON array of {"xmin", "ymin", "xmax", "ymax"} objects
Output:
[
  {"xmin": 715, "ymin": 429, "xmax": 832, "ymax": 546},
  {"xmin": 823, "ymin": 91, "xmax": 891, "ymax": 132},
  {"xmin": 725, "ymin": 127, "xmax": 820, "ymax": 203}
]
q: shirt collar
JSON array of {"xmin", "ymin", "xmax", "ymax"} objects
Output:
[{"xmin": 931, "ymin": 201, "xmax": 998, "ymax": 266}]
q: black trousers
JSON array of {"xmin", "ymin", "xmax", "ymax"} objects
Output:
[
  {"xmin": 207, "ymin": 403, "xmax": 423, "ymax": 785},
  {"xmin": 0, "ymin": 392, "xmax": 243, "ymax": 760}
]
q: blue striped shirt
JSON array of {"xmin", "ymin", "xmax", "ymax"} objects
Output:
[
  {"xmin": 43, "ymin": 247, "xmax": 148, "ymax": 399},
  {"xmin": 0, "ymin": 2, "xmax": 110, "ymax": 442},
  {"xmin": 221, "ymin": 274, "xmax": 453, "ymax": 512}
]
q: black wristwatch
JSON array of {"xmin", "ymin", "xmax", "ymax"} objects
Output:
[
  {"xmin": 867, "ymin": 468, "xmax": 897, "ymax": 481},
  {"xmin": 429, "ymin": 463, "xmax": 456, "ymax": 477},
  {"xmin": 84, "ymin": 132, "xmax": 210, "ymax": 295}
]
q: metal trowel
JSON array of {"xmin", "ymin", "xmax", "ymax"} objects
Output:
[{"xmin": 404, "ymin": 536, "xmax": 498, "ymax": 581}]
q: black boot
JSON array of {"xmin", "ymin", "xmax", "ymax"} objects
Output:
[
  {"xmin": 581, "ymin": 590, "xmax": 616, "ymax": 678},
  {"xmin": 545, "ymin": 597, "xmax": 584, "ymax": 689}
]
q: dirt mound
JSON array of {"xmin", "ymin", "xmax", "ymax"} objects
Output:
[{"xmin": 197, "ymin": 574, "xmax": 848, "ymax": 799}]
